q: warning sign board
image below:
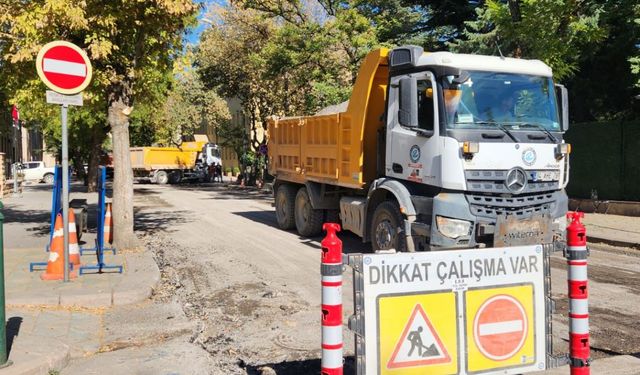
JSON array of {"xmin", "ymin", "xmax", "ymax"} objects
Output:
[
  {"xmin": 378, "ymin": 292, "xmax": 457, "ymax": 374},
  {"xmin": 359, "ymin": 245, "xmax": 547, "ymax": 375},
  {"xmin": 465, "ymin": 284, "xmax": 537, "ymax": 373}
]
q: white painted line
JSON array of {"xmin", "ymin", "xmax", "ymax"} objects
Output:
[
  {"xmin": 479, "ymin": 320, "xmax": 523, "ymax": 336},
  {"xmin": 43, "ymin": 58, "xmax": 86, "ymax": 77}
]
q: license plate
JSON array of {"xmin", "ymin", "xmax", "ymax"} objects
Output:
[
  {"xmin": 531, "ymin": 170, "xmax": 559, "ymax": 182},
  {"xmin": 494, "ymin": 215, "xmax": 552, "ymax": 247}
]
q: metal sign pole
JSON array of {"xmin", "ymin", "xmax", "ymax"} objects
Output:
[
  {"xmin": 12, "ymin": 113, "xmax": 18, "ymax": 197},
  {"xmin": 61, "ymin": 104, "xmax": 70, "ymax": 282},
  {"xmin": 11, "ymin": 164, "xmax": 17, "ymax": 198}
]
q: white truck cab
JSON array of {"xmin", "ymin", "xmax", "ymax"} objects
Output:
[{"xmin": 377, "ymin": 46, "xmax": 569, "ymax": 250}]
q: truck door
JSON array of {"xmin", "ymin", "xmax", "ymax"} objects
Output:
[{"xmin": 386, "ymin": 71, "xmax": 440, "ymax": 186}]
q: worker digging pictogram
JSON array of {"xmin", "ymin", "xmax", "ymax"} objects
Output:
[{"xmin": 387, "ymin": 304, "xmax": 451, "ymax": 369}]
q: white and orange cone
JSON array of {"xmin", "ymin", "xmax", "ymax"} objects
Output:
[
  {"xmin": 104, "ymin": 202, "xmax": 113, "ymax": 244},
  {"xmin": 41, "ymin": 213, "xmax": 77, "ymax": 281},
  {"xmin": 68, "ymin": 209, "xmax": 81, "ymax": 266}
]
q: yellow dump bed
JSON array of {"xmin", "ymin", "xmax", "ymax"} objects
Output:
[
  {"xmin": 130, "ymin": 141, "xmax": 206, "ymax": 171},
  {"xmin": 267, "ymin": 49, "xmax": 389, "ymax": 189}
]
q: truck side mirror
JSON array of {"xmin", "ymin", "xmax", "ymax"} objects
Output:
[
  {"xmin": 398, "ymin": 77, "xmax": 418, "ymax": 128},
  {"xmin": 555, "ymin": 84, "xmax": 569, "ymax": 131}
]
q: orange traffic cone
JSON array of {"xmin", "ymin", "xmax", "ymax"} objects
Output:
[
  {"xmin": 41, "ymin": 213, "xmax": 77, "ymax": 280},
  {"xmin": 68, "ymin": 210, "xmax": 81, "ymax": 266},
  {"xmin": 104, "ymin": 203, "xmax": 113, "ymax": 244}
]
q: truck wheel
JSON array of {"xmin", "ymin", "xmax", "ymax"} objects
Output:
[
  {"xmin": 169, "ymin": 171, "xmax": 181, "ymax": 184},
  {"xmin": 43, "ymin": 173, "xmax": 54, "ymax": 184},
  {"xmin": 295, "ymin": 187, "xmax": 323, "ymax": 237},
  {"xmin": 156, "ymin": 171, "xmax": 169, "ymax": 185},
  {"xmin": 275, "ymin": 185, "xmax": 296, "ymax": 230},
  {"xmin": 371, "ymin": 201, "xmax": 406, "ymax": 252}
]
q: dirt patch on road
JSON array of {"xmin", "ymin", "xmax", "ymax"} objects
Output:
[
  {"xmin": 554, "ymin": 298, "xmax": 640, "ymax": 359},
  {"xmin": 550, "ymin": 257, "xmax": 640, "ymax": 295},
  {"xmin": 144, "ymin": 232, "xmax": 318, "ymax": 374}
]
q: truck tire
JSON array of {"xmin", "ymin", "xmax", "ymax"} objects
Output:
[
  {"xmin": 371, "ymin": 201, "xmax": 407, "ymax": 252},
  {"xmin": 43, "ymin": 173, "xmax": 54, "ymax": 184},
  {"xmin": 169, "ymin": 171, "xmax": 181, "ymax": 184},
  {"xmin": 275, "ymin": 184, "xmax": 296, "ymax": 230},
  {"xmin": 156, "ymin": 171, "xmax": 169, "ymax": 185},
  {"xmin": 295, "ymin": 187, "xmax": 323, "ymax": 237}
]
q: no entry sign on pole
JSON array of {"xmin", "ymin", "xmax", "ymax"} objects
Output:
[
  {"xmin": 35, "ymin": 40, "xmax": 91, "ymax": 283},
  {"xmin": 36, "ymin": 41, "xmax": 92, "ymax": 95}
]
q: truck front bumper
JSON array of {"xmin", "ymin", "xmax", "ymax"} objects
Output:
[{"xmin": 423, "ymin": 190, "xmax": 568, "ymax": 249}]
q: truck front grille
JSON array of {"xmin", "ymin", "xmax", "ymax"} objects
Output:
[
  {"xmin": 465, "ymin": 170, "xmax": 558, "ymax": 194},
  {"xmin": 467, "ymin": 192, "xmax": 556, "ymax": 220}
]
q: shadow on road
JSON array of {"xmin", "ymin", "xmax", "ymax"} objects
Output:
[
  {"xmin": 134, "ymin": 187, "xmax": 162, "ymax": 196},
  {"xmin": 245, "ymin": 356, "xmax": 356, "ymax": 375},
  {"xmin": 2, "ymin": 206, "xmax": 50, "ymax": 224},
  {"xmin": 6, "ymin": 316, "xmax": 22, "ymax": 356},
  {"xmin": 134, "ymin": 209, "xmax": 193, "ymax": 234},
  {"xmin": 233, "ymin": 211, "xmax": 371, "ymax": 254}
]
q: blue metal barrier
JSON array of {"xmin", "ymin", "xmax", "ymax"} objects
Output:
[
  {"xmin": 45, "ymin": 166, "xmax": 63, "ymax": 252},
  {"xmin": 79, "ymin": 166, "xmax": 122, "ymax": 274}
]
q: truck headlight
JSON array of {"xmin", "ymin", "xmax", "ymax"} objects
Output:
[{"xmin": 436, "ymin": 216, "xmax": 472, "ymax": 239}]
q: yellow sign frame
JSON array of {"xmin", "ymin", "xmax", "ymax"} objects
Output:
[
  {"xmin": 464, "ymin": 283, "xmax": 537, "ymax": 374},
  {"xmin": 377, "ymin": 291, "xmax": 459, "ymax": 375}
]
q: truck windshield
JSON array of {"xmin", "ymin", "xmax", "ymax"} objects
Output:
[
  {"xmin": 210, "ymin": 147, "xmax": 221, "ymax": 158},
  {"xmin": 441, "ymin": 71, "xmax": 560, "ymax": 132}
]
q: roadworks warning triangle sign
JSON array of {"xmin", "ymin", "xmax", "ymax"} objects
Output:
[{"xmin": 387, "ymin": 304, "xmax": 451, "ymax": 369}]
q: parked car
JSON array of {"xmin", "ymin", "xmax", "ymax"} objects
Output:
[{"xmin": 21, "ymin": 161, "xmax": 55, "ymax": 184}]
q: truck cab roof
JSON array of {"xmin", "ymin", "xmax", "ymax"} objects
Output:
[{"xmin": 417, "ymin": 51, "xmax": 553, "ymax": 78}]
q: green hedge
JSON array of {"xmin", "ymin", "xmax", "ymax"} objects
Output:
[{"xmin": 564, "ymin": 121, "xmax": 640, "ymax": 201}]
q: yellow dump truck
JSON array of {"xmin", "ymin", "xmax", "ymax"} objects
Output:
[
  {"xmin": 268, "ymin": 46, "xmax": 571, "ymax": 251},
  {"xmin": 131, "ymin": 135, "xmax": 221, "ymax": 184}
]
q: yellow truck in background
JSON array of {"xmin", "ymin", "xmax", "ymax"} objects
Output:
[
  {"xmin": 268, "ymin": 46, "xmax": 571, "ymax": 251},
  {"xmin": 130, "ymin": 134, "xmax": 221, "ymax": 184}
]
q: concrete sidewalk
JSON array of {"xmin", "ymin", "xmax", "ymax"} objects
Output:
[
  {"xmin": 5, "ymin": 248, "xmax": 158, "ymax": 308},
  {"xmin": 0, "ymin": 183, "xmax": 160, "ymax": 374},
  {"xmin": 0, "ymin": 248, "xmax": 159, "ymax": 375},
  {"xmin": 582, "ymin": 213, "xmax": 640, "ymax": 249}
]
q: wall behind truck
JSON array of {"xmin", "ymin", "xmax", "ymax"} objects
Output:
[{"xmin": 565, "ymin": 121, "xmax": 640, "ymax": 201}]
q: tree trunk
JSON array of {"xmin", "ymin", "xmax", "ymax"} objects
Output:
[
  {"xmin": 71, "ymin": 152, "xmax": 86, "ymax": 186},
  {"xmin": 87, "ymin": 123, "xmax": 107, "ymax": 192},
  {"xmin": 108, "ymin": 86, "xmax": 137, "ymax": 250}
]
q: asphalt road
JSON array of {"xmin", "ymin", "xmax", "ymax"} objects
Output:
[
  {"xmin": 4, "ymin": 182, "xmax": 638, "ymax": 373},
  {"xmin": 131, "ymin": 182, "xmax": 640, "ymax": 373}
]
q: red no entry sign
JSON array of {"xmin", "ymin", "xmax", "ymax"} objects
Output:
[
  {"xmin": 473, "ymin": 295, "xmax": 528, "ymax": 361},
  {"xmin": 36, "ymin": 41, "xmax": 92, "ymax": 95}
]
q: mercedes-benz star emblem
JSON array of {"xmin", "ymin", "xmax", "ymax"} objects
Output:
[{"xmin": 505, "ymin": 167, "xmax": 527, "ymax": 194}]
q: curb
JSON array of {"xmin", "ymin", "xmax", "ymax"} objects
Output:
[
  {"xmin": 570, "ymin": 198, "xmax": 640, "ymax": 217},
  {"xmin": 1, "ymin": 336, "xmax": 70, "ymax": 375},
  {"xmin": 7, "ymin": 251, "xmax": 160, "ymax": 309},
  {"xmin": 588, "ymin": 236, "xmax": 640, "ymax": 250}
]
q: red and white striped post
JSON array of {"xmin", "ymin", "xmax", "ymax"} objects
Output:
[
  {"xmin": 566, "ymin": 211, "xmax": 591, "ymax": 375},
  {"xmin": 321, "ymin": 223, "xmax": 343, "ymax": 375}
]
